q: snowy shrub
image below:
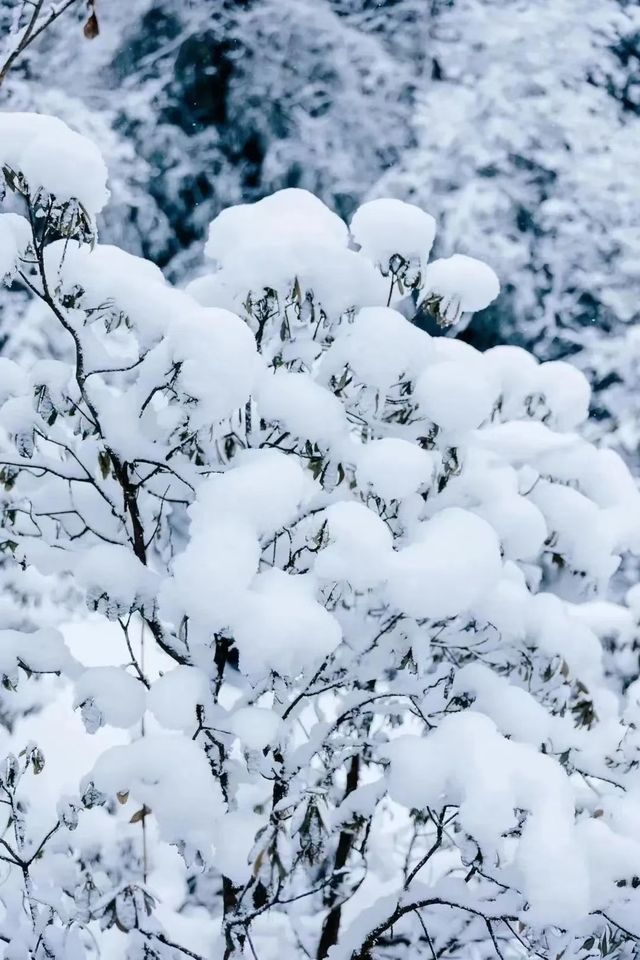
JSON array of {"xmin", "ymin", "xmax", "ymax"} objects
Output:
[{"xmin": 2, "ymin": 113, "xmax": 640, "ymax": 960}]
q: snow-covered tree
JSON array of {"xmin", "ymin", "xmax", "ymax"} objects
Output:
[{"xmin": 4, "ymin": 113, "xmax": 640, "ymax": 960}]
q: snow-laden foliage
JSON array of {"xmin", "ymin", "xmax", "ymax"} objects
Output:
[{"xmin": 4, "ymin": 113, "xmax": 640, "ymax": 960}]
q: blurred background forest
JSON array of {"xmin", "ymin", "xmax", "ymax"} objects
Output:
[{"xmin": 2, "ymin": 0, "xmax": 640, "ymax": 453}]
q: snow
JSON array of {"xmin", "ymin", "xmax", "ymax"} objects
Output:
[
  {"xmin": 232, "ymin": 569, "xmax": 342, "ymax": 680},
  {"xmin": 73, "ymin": 666, "xmax": 146, "ymax": 731},
  {"xmin": 0, "ymin": 356, "xmax": 28, "ymax": 404},
  {"xmin": 0, "ymin": 627, "xmax": 75, "ymax": 682},
  {"xmin": 165, "ymin": 306, "xmax": 260, "ymax": 426},
  {"xmin": 0, "ymin": 213, "xmax": 30, "ymax": 282},
  {"xmin": 314, "ymin": 501, "xmax": 393, "ymax": 588},
  {"xmin": 422, "ymin": 254, "xmax": 500, "ymax": 322},
  {"xmin": 74, "ymin": 544, "xmax": 159, "ymax": 618},
  {"xmin": 482, "ymin": 349, "xmax": 590, "ymax": 431},
  {"xmin": 324, "ymin": 305, "xmax": 432, "ymax": 392},
  {"xmin": 451, "ymin": 663, "xmax": 555, "ymax": 746},
  {"xmin": 44, "ymin": 241, "xmax": 181, "ymax": 347},
  {"xmin": 148, "ymin": 666, "xmax": 211, "ymax": 732},
  {"xmin": 483, "ymin": 344, "xmax": 541, "ymax": 418},
  {"xmin": 257, "ymin": 368, "xmax": 347, "ymax": 445},
  {"xmin": 89, "ymin": 735, "xmax": 225, "ymax": 852},
  {"xmin": 0, "ymin": 112, "xmax": 109, "ymax": 215},
  {"xmin": 206, "ymin": 188, "xmax": 349, "ymax": 263},
  {"xmin": 475, "ymin": 495, "xmax": 548, "ymax": 561},
  {"xmin": 530, "ymin": 479, "xmax": 619, "ymax": 580},
  {"xmin": 212, "ymin": 811, "xmax": 265, "ymax": 884},
  {"xmin": 350, "ymin": 198, "xmax": 436, "ymax": 273},
  {"xmin": 192, "ymin": 449, "xmax": 315, "ymax": 538},
  {"xmin": 415, "ymin": 359, "xmax": 499, "ymax": 433},
  {"xmin": 229, "ymin": 706, "xmax": 281, "ymax": 750},
  {"xmin": 387, "ymin": 507, "xmax": 503, "ymax": 619},
  {"xmin": 160, "ymin": 515, "xmax": 259, "ymax": 632},
  {"xmin": 386, "ymin": 711, "xmax": 589, "ymax": 926},
  {"xmin": 202, "ymin": 188, "xmax": 387, "ymax": 317},
  {"xmin": 474, "ymin": 420, "xmax": 582, "ymax": 462},
  {"xmin": 356, "ymin": 438, "xmax": 437, "ymax": 501},
  {"xmin": 534, "ymin": 360, "xmax": 591, "ymax": 430}
]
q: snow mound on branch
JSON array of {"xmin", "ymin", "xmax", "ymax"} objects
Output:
[
  {"xmin": 213, "ymin": 811, "xmax": 266, "ymax": 885},
  {"xmin": 206, "ymin": 188, "xmax": 349, "ymax": 260},
  {"xmin": 0, "ymin": 112, "xmax": 109, "ymax": 215},
  {"xmin": 475, "ymin": 495, "xmax": 548, "ymax": 561},
  {"xmin": 44, "ymin": 241, "xmax": 183, "ymax": 347},
  {"xmin": 534, "ymin": 360, "xmax": 591, "ymax": 430},
  {"xmin": 315, "ymin": 501, "xmax": 393, "ymax": 588},
  {"xmin": 232, "ymin": 568, "xmax": 342, "ymax": 680},
  {"xmin": 483, "ymin": 347, "xmax": 590, "ymax": 430},
  {"xmin": 230, "ymin": 707, "xmax": 281, "ymax": 751},
  {"xmin": 73, "ymin": 666, "xmax": 146, "ymax": 731},
  {"xmin": 257, "ymin": 369, "xmax": 347, "ymax": 445},
  {"xmin": 356, "ymin": 438, "xmax": 437, "ymax": 501},
  {"xmin": 350, "ymin": 198, "xmax": 436, "ymax": 272},
  {"xmin": 74, "ymin": 544, "xmax": 159, "ymax": 617},
  {"xmin": 193, "ymin": 449, "xmax": 315, "ymax": 539},
  {"xmin": 415, "ymin": 359, "xmax": 499, "ymax": 433},
  {"xmin": 323, "ymin": 305, "xmax": 432, "ymax": 392},
  {"xmin": 89, "ymin": 735, "xmax": 224, "ymax": 852},
  {"xmin": 422, "ymin": 254, "xmax": 500, "ymax": 322},
  {"xmin": 387, "ymin": 508, "xmax": 502, "ymax": 620},
  {"xmin": 387, "ymin": 711, "xmax": 588, "ymax": 926},
  {"xmin": 530, "ymin": 480, "xmax": 619, "ymax": 580},
  {"xmin": 148, "ymin": 666, "xmax": 211, "ymax": 732},
  {"xmin": 165, "ymin": 307, "xmax": 261, "ymax": 426},
  {"xmin": 160, "ymin": 515, "xmax": 259, "ymax": 633},
  {"xmin": 0, "ymin": 627, "xmax": 76, "ymax": 683},
  {"xmin": 201, "ymin": 188, "xmax": 387, "ymax": 316}
]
